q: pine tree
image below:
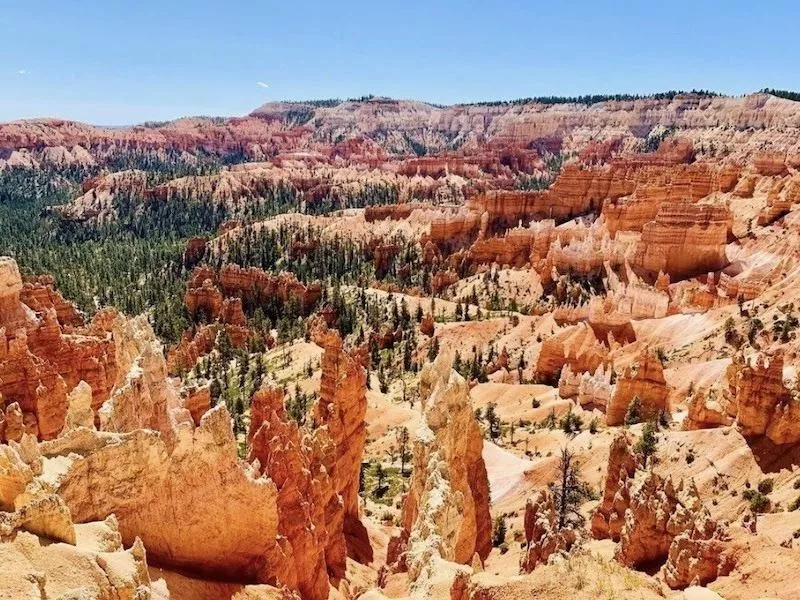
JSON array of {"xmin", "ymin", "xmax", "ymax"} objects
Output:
[
  {"xmin": 634, "ymin": 421, "xmax": 658, "ymax": 467},
  {"xmin": 552, "ymin": 447, "xmax": 592, "ymax": 530}
]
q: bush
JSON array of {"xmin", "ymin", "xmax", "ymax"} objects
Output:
[
  {"xmin": 540, "ymin": 410, "xmax": 557, "ymax": 430},
  {"xmin": 743, "ymin": 489, "xmax": 770, "ymax": 513},
  {"xmin": 758, "ymin": 479, "xmax": 774, "ymax": 495},
  {"xmin": 634, "ymin": 422, "xmax": 658, "ymax": 467},
  {"xmin": 560, "ymin": 409, "xmax": 583, "ymax": 435},
  {"xmin": 492, "ymin": 516, "xmax": 507, "ymax": 547},
  {"xmin": 624, "ymin": 397, "xmax": 643, "ymax": 426}
]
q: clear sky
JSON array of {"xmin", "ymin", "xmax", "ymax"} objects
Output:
[{"xmin": 2, "ymin": 0, "xmax": 798, "ymax": 125}]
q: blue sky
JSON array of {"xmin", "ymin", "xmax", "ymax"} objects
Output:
[{"xmin": 2, "ymin": 1, "xmax": 798, "ymax": 125}]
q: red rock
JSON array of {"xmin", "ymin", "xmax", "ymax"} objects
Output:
[
  {"xmin": 591, "ymin": 432, "xmax": 733, "ymax": 588},
  {"xmin": 605, "ymin": 348, "xmax": 669, "ymax": 426},
  {"xmin": 185, "ymin": 278, "xmax": 224, "ymax": 320},
  {"xmin": 20, "ymin": 276, "xmax": 83, "ymax": 327},
  {"xmin": 183, "ymin": 236, "xmax": 208, "ymax": 267},
  {"xmin": 220, "ymin": 297, "xmax": 247, "ymax": 326},
  {"xmin": 520, "ymin": 489, "xmax": 577, "ymax": 573},
  {"xmin": 181, "ymin": 383, "xmax": 211, "ymax": 425},
  {"xmin": 364, "ymin": 203, "xmax": 431, "ymax": 222},
  {"xmin": 631, "ymin": 201, "xmax": 731, "ymax": 280},
  {"xmin": 535, "ymin": 323, "xmax": 608, "ymax": 384},
  {"xmin": 167, "ymin": 324, "xmax": 218, "ymax": 374},
  {"xmin": 420, "ymin": 313, "xmax": 435, "ymax": 337},
  {"xmin": 753, "ymin": 153, "xmax": 788, "ymax": 176},
  {"xmin": 685, "ymin": 351, "xmax": 800, "ymax": 444},
  {"xmin": 188, "ymin": 264, "xmax": 322, "ymax": 315},
  {"xmin": 248, "ymin": 386, "xmax": 333, "ymax": 600},
  {"xmin": 591, "ymin": 432, "xmax": 638, "ymax": 540},
  {"xmin": 310, "ymin": 320, "xmax": 372, "ymax": 566}
]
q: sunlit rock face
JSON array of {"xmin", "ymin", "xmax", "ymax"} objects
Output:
[
  {"xmin": 387, "ymin": 353, "xmax": 491, "ymax": 594},
  {"xmin": 0, "ymin": 257, "xmax": 117, "ymax": 442}
]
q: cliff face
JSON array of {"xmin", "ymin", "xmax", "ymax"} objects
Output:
[
  {"xmin": 251, "ymin": 94, "xmax": 800, "ymax": 161},
  {"xmin": 388, "ymin": 354, "xmax": 491, "ymax": 591},
  {"xmin": 0, "ymin": 263, "xmax": 378, "ymax": 599},
  {"xmin": 591, "ymin": 432, "xmax": 639, "ymax": 541},
  {"xmin": 519, "ymin": 489, "xmax": 577, "ymax": 573},
  {"xmin": 188, "ymin": 264, "xmax": 322, "ymax": 316},
  {"xmin": 685, "ymin": 351, "xmax": 800, "ymax": 444},
  {"xmin": 310, "ymin": 321, "xmax": 372, "ymax": 567},
  {"xmin": 0, "ymin": 465, "xmax": 156, "ymax": 600},
  {"xmin": 248, "ymin": 386, "xmax": 336, "ymax": 600},
  {"xmin": 535, "ymin": 322, "xmax": 609, "ymax": 384},
  {"xmin": 19, "ymin": 276, "xmax": 83, "ymax": 327},
  {"xmin": 5, "ymin": 94, "xmax": 800, "ymax": 165},
  {"xmin": 591, "ymin": 433, "xmax": 733, "ymax": 589},
  {"xmin": 605, "ymin": 348, "xmax": 669, "ymax": 426},
  {"xmin": 43, "ymin": 405, "xmax": 297, "ymax": 589},
  {"xmin": 615, "ymin": 469, "xmax": 733, "ymax": 590},
  {"xmin": 416, "ymin": 155, "xmax": 743, "ymax": 283},
  {"xmin": 631, "ymin": 201, "xmax": 731, "ymax": 279},
  {"xmin": 0, "ymin": 258, "xmax": 117, "ymax": 441},
  {"xmin": 466, "ymin": 163, "xmax": 627, "ymax": 230}
]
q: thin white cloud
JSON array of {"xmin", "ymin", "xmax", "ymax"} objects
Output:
[
  {"xmin": 256, "ymin": 81, "xmax": 269, "ymax": 89},
  {"xmin": 17, "ymin": 69, "xmax": 27, "ymax": 75}
]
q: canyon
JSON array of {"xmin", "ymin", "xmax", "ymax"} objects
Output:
[{"xmin": 3, "ymin": 91, "xmax": 800, "ymax": 599}]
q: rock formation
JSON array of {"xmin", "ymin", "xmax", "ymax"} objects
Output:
[
  {"xmin": 536, "ymin": 322, "xmax": 608, "ymax": 384},
  {"xmin": 20, "ymin": 275, "xmax": 83, "ymax": 327},
  {"xmin": 684, "ymin": 351, "xmax": 800, "ymax": 444},
  {"xmin": 591, "ymin": 433, "xmax": 733, "ymax": 589},
  {"xmin": 310, "ymin": 321, "xmax": 372, "ymax": 566},
  {"xmin": 248, "ymin": 386, "xmax": 338, "ymax": 600},
  {"xmin": 591, "ymin": 432, "xmax": 639, "ymax": 541},
  {"xmin": 0, "ymin": 428, "xmax": 158, "ymax": 599},
  {"xmin": 1, "ymin": 278, "xmax": 372, "ymax": 599},
  {"xmin": 388, "ymin": 353, "xmax": 491, "ymax": 592},
  {"xmin": 605, "ymin": 348, "xmax": 669, "ymax": 426},
  {"xmin": 0, "ymin": 258, "xmax": 117, "ymax": 440},
  {"xmin": 519, "ymin": 489, "xmax": 577, "ymax": 573},
  {"xmin": 1, "ymin": 507, "xmax": 156, "ymax": 599},
  {"xmin": 663, "ymin": 513, "xmax": 734, "ymax": 589},
  {"xmin": 188, "ymin": 264, "xmax": 322, "ymax": 316},
  {"xmin": 631, "ymin": 201, "xmax": 731, "ymax": 280},
  {"xmin": 558, "ymin": 363, "xmax": 613, "ymax": 410}
]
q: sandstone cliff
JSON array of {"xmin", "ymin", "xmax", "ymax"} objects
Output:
[
  {"xmin": 1, "ymin": 258, "xmax": 117, "ymax": 441},
  {"xmin": 519, "ymin": 489, "xmax": 577, "ymax": 573}
]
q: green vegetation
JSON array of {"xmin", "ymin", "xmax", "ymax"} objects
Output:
[
  {"xmin": 634, "ymin": 421, "xmax": 658, "ymax": 467},
  {"xmin": 462, "ymin": 90, "xmax": 721, "ymax": 108},
  {"xmin": 551, "ymin": 447, "xmax": 594, "ymax": 530},
  {"xmin": 362, "ymin": 462, "xmax": 405, "ymax": 506},
  {"xmin": 492, "ymin": 515, "xmax": 507, "ymax": 547},
  {"xmin": 743, "ymin": 489, "xmax": 770, "ymax": 513},
  {"xmin": 0, "ymin": 153, "xmax": 404, "ymax": 344},
  {"xmin": 760, "ymin": 89, "xmax": 800, "ymax": 102},
  {"xmin": 560, "ymin": 408, "xmax": 583, "ymax": 436},
  {"xmin": 623, "ymin": 396, "xmax": 643, "ymax": 426}
]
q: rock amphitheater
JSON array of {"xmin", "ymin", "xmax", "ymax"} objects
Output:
[{"xmin": 3, "ymin": 93, "xmax": 800, "ymax": 599}]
